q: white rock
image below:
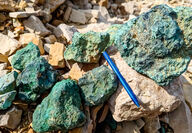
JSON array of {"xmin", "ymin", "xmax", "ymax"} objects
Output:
[
  {"xmin": 23, "ymin": 15, "xmax": 51, "ymax": 37},
  {"xmin": 0, "ymin": 70, "xmax": 9, "ymax": 77},
  {"xmin": 0, "ymin": 63, "xmax": 7, "ymax": 70},
  {"xmin": 9, "ymin": 10, "xmax": 44, "ymax": 18},
  {"xmin": 0, "ymin": 33, "xmax": 21, "ymax": 56},
  {"xmin": 0, "ymin": 106, "xmax": 22, "ymax": 129},
  {"xmin": 69, "ymin": 9, "xmax": 87, "ymax": 24},
  {"xmin": 104, "ymin": 47, "xmax": 182, "ymax": 122}
]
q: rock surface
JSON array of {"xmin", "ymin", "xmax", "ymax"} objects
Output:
[
  {"xmin": 143, "ymin": 117, "xmax": 161, "ymax": 133},
  {"xmin": 0, "ymin": 0, "xmax": 16, "ymax": 11},
  {"xmin": 0, "ymin": 106, "xmax": 22, "ymax": 129},
  {"xmin": 0, "ymin": 71, "xmax": 18, "ymax": 110},
  {"xmin": 44, "ymin": 0, "xmax": 66, "ymax": 13},
  {"xmin": 16, "ymin": 57, "xmax": 58, "ymax": 102},
  {"xmin": 79, "ymin": 65, "xmax": 118, "ymax": 106},
  {"xmin": 32, "ymin": 79, "xmax": 86, "ymax": 132},
  {"xmin": 104, "ymin": 47, "xmax": 182, "ymax": 121},
  {"xmin": 9, "ymin": 10, "xmax": 44, "ymax": 18},
  {"xmin": 64, "ymin": 31, "xmax": 109, "ymax": 63},
  {"xmin": 11, "ymin": 42, "xmax": 40, "ymax": 71},
  {"xmin": 115, "ymin": 4, "xmax": 190, "ymax": 86},
  {"xmin": 69, "ymin": 9, "xmax": 87, "ymax": 24}
]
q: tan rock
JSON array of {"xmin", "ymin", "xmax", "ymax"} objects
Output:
[
  {"xmin": 44, "ymin": 35, "xmax": 57, "ymax": 44},
  {"xmin": 0, "ymin": 33, "xmax": 20, "ymax": 56},
  {"xmin": 19, "ymin": 33, "xmax": 45, "ymax": 54},
  {"xmin": 0, "ymin": 0, "xmax": 16, "ymax": 11},
  {"xmin": 143, "ymin": 117, "xmax": 160, "ymax": 133},
  {"xmin": 104, "ymin": 47, "xmax": 182, "ymax": 122},
  {"xmin": 48, "ymin": 42, "xmax": 65, "ymax": 68},
  {"xmin": 0, "ymin": 63, "xmax": 7, "ymax": 70},
  {"xmin": 91, "ymin": 104, "xmax": 103, "ymax": 130},
  {"xmin": 69, "ymin": 9, "xmax": 87, "ymax": 24},
  {"xmin": 98, "ymin": 0, "xmax": 108, "ymax": 8},
  {"xmin": 64, "ymin": 7, "xmax": 72, "ymax": 22},
  {"xmin": 98, "ymin": 104, "xmax": 109, "ymax": 123},
  {"xmin": 44, "ymin": 0, "xmax": 66, "ymax": 13},
  {"xmin": 9, "ymin": 10, "xmax": 44, "ymax": 18},
  {"xmin": 0, "ymin": 54, "xmax": 8, "ymax": 63}
]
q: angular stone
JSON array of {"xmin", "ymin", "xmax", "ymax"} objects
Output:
[
  {"xmin": 93, "ymin": 6, "xmax": 110, "ymax": 22},
  {"xmin": 143, "ymin": 117, "xmax": 161, "ymax": 133},
  {"xmin": 44, "ymin": 0, "xmax": 66, "ymax": 13},
  {"xmin": 79, "ymin": 65, "xmax": 118, "ymax": 106},
  {"xmin": 48, "ymin": 42, "xmax": 65, "ymax": 68},
  {"xmin": 0, "ymin": 71, "xmax": 18, "ymax": 110},
  {"xmin": 53, "ymin": 24, "xmax": 78, "ymax": 43},
  {"xmin": 69, "ymin": 9, "xmax": 87, "ymax": 24},
  {"xmin": 115, "ymin": 5, "xmax": 190, "ymax": 86},
  {"xmin": 0, "ymin": 54, "xmax": 8, "ymax": 63},
  {"xmin": 64, "ymin": 31, "xmax": 109, "ymax": 63},
  {"xmin": 104, "ymin": 47, "xmax": 182, "ymax": 121},
  {"xmin": 64, "ymin": 7, "xmax": 72, "ymax": 22},
  {"xmin": 19, "ymin": 33, "xmax": 44, "ymax": 54},
  {"xmin": 0, "ymin": 33, "xmax": 21, "ymax": 56},
  {"xmin": 16, "ymin": 57, "xmax": 58, "ymax": 102},
  {"xmin": 44, "ymin": 35, "xmax": 57, "ymax": 44},
  {"xmin": 9, "ymin": 10, "xmax": 44, "ymax": 18},
  {"xmin": 44, "ymin": 43, "xmax": 51, "ymax": 53},
  {"xmin": 23, "ymin": 15, "xmax": 51, "ymax": 37},
  {"xmin": 32, "ymin": 79, "xmax": 86, "ymax": 132},
  {"xmin": 11, "ymin": 42, "xmax": 41, "ymax": 71},
  {"xmin": 0, "ymin": 106, "xmax": 22, "ymax": 129}
]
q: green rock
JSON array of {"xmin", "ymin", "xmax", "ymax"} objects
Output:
[
  {"xmin": 115, "ymin": 4, "xmax": 190, "ymax": 86},
  {"xmin": 16, "ymin": 57, "xmax": 58, "ymax": 102},
  {"xmin": 0, "ymin": 71, "xmax": 18, "ymax": 110},
  {"xmin": 11, "ymin": 42, "xmax": 40, "ymax": 71},
  {"xmin": 174, "ymin": 7, "xmax": 192, "ymax": 55},
  {"xmin": 32, "ymin": 79, "xmax": 86, "ymax": 133},
  {"xmin": 78, "ymin": 65, "xmax": 118, "ymax": 106},
  {"xmin": 64, "ymin": 31, "xmax": 110, "ymax": 63}
]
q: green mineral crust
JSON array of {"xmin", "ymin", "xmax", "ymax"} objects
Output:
[
  {"xmin": 16, "ymin": 57, "xmax": 58, "ymax": 102},
  {"xmin": 115, "ymin": 4, "xmax": 190, "ymax": 86},
  {"xmin": 64, "ymin": 31, "xmax": 110, "ymax": 63},
  {"xmin": 78, "ymin": 65, "xmax": 118, "ymax": 106},
  {"xmin": 11, "ymin": 42, "xmax": 40, "ymax": 71},
  {"xmin": 32, "ymin": 79, "xmax": 86, "ymax": 133},
  {"xmin": 0, "ymin": 71, "xmax": 18, "ymax": 110}
]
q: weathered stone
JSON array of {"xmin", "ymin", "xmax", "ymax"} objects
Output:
[
  {"xmin": 0, "ymin": 106, "xmax": 22, "ymax": 129},
  {"xmin": 0, "ymin": 33, "xmax": 21, "ymax": 56},
  {"xmin": 116, "ymin": 121, "xmax": 140, "ymax": 133},
  {"xmin": 104, "ymin": 47, "xmax": 182, "ymax": 121},
  {"xmin": 64, "ymin": 31, "xmax": 109, "ymax": 63},
  {"xmin": 143, "ymin": 117, "xmax": 161, "ymax": 133},
  {"xmin": 53, "ymin": 24, "xmax": 78, "ymax": 43},
  {"xmin": 93, "ymin": 6, "xmax": 110, "ymax": 22},
  {"xmin": 0, "ymin": 54, "xmax": 8, "ymax": 63},
  {"xmin": 44, "ymin": 0, "xmax": 66, "ymax": 13},
  {"xmin": 19, "ymin": 33, "xmax": 44, "ymax": 54},
  {"xmin": 16, "ymin": 57, "xmax": 58, "ymax": 102},
  {"xmin": 0, "ymin": 70, "xmax": 9, "ymax": 77},
  {"xmin": 44, "ymin": 35, "xmax": 57, "ymax": 44},
  {"xmin": 44, "ymin": 43, "xmax": 51, "ymax": 53},
  {"xmin": 0, "ymin": 0, "xmax": 16, "ymax": 11},
  {"xmin": 32, "ymin": 79, "xmax": 86, "ymax": 132},
  {"xmin": 69, "ymin": 9, "xmax": 87, "ymax": 24},
  {"xmin": 115, "ymin": 4, "xmax": 190, "ymax": 86},
  {"xmin": 79, "ymin": 65, "xmax": 118, "ymax": 106},
  {"xmin": 23, "ymin": 15, "xmax": 51, "ymax": 37},
  {"xmin": 79, "ymin": 9, "xmax": 100, "ymax": 22},
  {"xmin": 98, "ymin": 0, "xmax": 108, "ymax": 8},
  {"xmin": 0, "ymin": 71, "xmax": 18, "ymax": 110},
  {"xmin": 9, "ymin": 10, "xmax": 44, "ymax": 18},
  {"xmin": 11, "ymin": 42, "xmax": 41, "ymax": 71},
  {"xmin": 64, "ymin": 7, "xmax": 72, "ymax": 22},
  {"xmin": 48, "ymin": 42, "xmax": 65, "ymax": 68}
]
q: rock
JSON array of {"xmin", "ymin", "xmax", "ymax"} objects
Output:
[
  {"xmin": 64, "ymin": 7, "xmax": 72, "ymax": 22},
  {"xmin": 79, "ymin": 9, "xmax": 100, "ymax": 22},
  {"xmin": 9, "ymin": 10, "xmax": 44, "ymax": 18},
  {"xmin": 32, "ymin": 79, "xmax": 86, "ymax": 132},
  {"xmin": 0, "ymin": 54, "xmax": 8, "ymax": 63},
  {"xmin": 0, "ymin": 71, "xmax": 18, "ymax": 110},
  {"xmin": 0, "ymin": 70, "xmax": 9, "ymax": 78},
  {"xmin": 44, "ymin": 35, "xmax": 57, "ymax": 44},
  {"xmin": 19, "ymin": 33, "xmax": 45, "ymax": 54},
  {"xmin": 93, "ymin": 6, "xmax": 110, "ymax": 22},
  {"xmin": 143, "ymin": 117, "xmax": 161, "ymax": 133},
  {"xmin": 105, "ymin": 46, "xmax": 182, "ymax": 121},
  {"xmin": 0, "ymin": 63, "xmax": 7, "ymax": 70},
  {"xmin": 71, "ymin": 0, "xmax": 88, "ymax": 8},
  {"xmin": 64, "ymin": 31, "xmax": 109, "ymax": 63},
  {"xmin": 23, "ymin": 15, "xmax": 51, "ymax": 37},
  {"xmin": 79, "ymin": 65, "xmax": 118, "ymax": 106},
  {"xmin": 16, "ymin": 57, "xmax": 58, "ymax": 102},
  {"xmin": 91, "ymin": 104, "xmax": 103, "ymax": 130},
  {"xmin": 53, "ymin": 24, "xmax": 78, "ymax": 43},
  {"xmin": 44, "ymin": 43, "xmax": 51, "ymax": 53},
  {"xmin": 98, "ymin": 0, "xmax": 108, "ymax": 8},
  {"xmin": 98, "ymin": 104, "xmax": 109, "ymax": 123},
  {"xmin": 0, "ymin": 0, "xmax": 16, "ymax": 11},
  {"xmin": 11, "ymin": 42, "xmax": 41, "ymax": 71},
  {"xmin": 121, "ymin": 2, "xmax": 138, "ymax": 15},
  {"xmin": 69, "ymin": 9, "xmax": 87, "ymax": 24},
  {"xmin": 115, "ymin": 4, "xmax": 190, "ymax": 86},
  {"xmin": 0, "ymin": 33, "xmax": 21, "ymax": 56},
  {"xmin": 160, "ymin": 100, "xmax": 192, "ymax": 133},
  {"xmin": 0, "ymin": 106, "xmax": 22, "ymax": 129},
  {"xmin": 44, "ymin": 0, "xmax": 66, "ymax": 13},
  {"xmin": 116, "ymin": 121, "xmax": 141, "ymax": 133},
  {"xmin": 48, "ymin": 42, "xmax": 65, "ymax": 68}
]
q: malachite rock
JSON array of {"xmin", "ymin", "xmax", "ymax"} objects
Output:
[
  {"xmin": 115, "ymin": 4, "xmax": 190, "ymax": 86},
  {"xmin": 0, "ymin": 71, "xmax": 18, "ymax": 110},
  {"xmin": 78, "ymin": 65, "xmax": 118, "ymax": 106},
  {"xmin": 174, "ymin": 7, "xmax": 192, "ymax": 55},
  {"xmin": 32, "ymin": 79, "xmax": 86, "ymax": 133},
  {"xmin": 16, "ymin": 57, "xmax": 58, "ymax": 102},
  {"xmin": 64, "ymin": 31, "xmax": 110, "ymax": 63},
  {"xmin": 11, "ymin": 42, "xmax": 40, "ymax": 71}
]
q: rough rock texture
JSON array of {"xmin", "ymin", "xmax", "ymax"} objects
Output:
[
  {"xmin": 16, "ymin": 57, "xmax": 58, "ymax": 102},
  {"xmin": 79, "ymin": 65, "xmax": 118, "ymax": 106},
  {"xmin": 69, "ymin": 9, "xmax": 87, "ymax": 24},
  {"xmin": 0, "ymin": 71, "xmax": 18, "ymax": 110},
  {"xmin": 104, "ymin": 47, "xmax": 182, "ymax": 121},
  {"xmin": 64, "ymin": 31, "xmax": 109, "ymax": 63},
  {"xmin": 44, "ymin": 0, "xmax": 66, "ymax": 13},
  {"xmin": 174, "ymin": 6, "xmax": 192, "ymax": 55},
  {"xmin": 0, "ymin": 54, "xmax": 8, "ymax": 63},
  {"xmin": 143, "ymin": 117, "xmax": 161, "ymax": 133},
  {"xmin": 0, "ymin": 106, "xmax": 22, "ymax": 129},
  {"xmin": 11, "ymin": 42, "xmax": 40, "ymax": 71},
  {"xmin": 0, "ymin": 0, "xmax": 16, "ymax": 11},
  {"xmin": 0, "ymin": 33, "xmax": 21, "ymax": 56},
  {"xmin": 115, "ymin": 4, "xmax": 190, "ymax": 86},
  {"xmin": 32, "ymin": 79, "xmax": 86, "ymax": 132},
  {"xmin": 9, "ymin": 10, "xmax": 44, "ymax": 18}
]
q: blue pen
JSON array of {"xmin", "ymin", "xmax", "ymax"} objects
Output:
[{"xmin": 103, "ymin": 51, "xmax": 140, "ymax": 107}]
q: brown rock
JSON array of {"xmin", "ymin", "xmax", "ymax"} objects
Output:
[
  {"xmin": 98, "ymin": 0, "xmax": 108, "ymax": 8},
  {"xmin": 44, "ymin": 35, "xmax": 57, "ymax": 44},
  {"xmin": 143, "ymin": 117, "xmax": 161, "ymax": 133},
  {"xmin": 98, "ymin": 104, "xmax": 109, "ymax": 123},
  {"xmin": 44, "ymin": 0, "xmax": 66, "ymax": 13},
  {"xmin": 0, "ymin": 54, "xmax": 8, "ymax": 63},
  {"xmin": 48, "ymin": 42, "xmax": 65, "ymax": 68},
  {"xmin": 9, "ymin": 10, "xmax": 44, "ymax": 18},
  {"xmin": 0, "ymin": 0, "xmax": 16, "ymax": 11},
  {"xmin": 64, "ymin": 7, "xmax": 72, "ymax": 22}
]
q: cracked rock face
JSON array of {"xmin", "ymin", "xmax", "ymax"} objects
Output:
[
  {"xmin": 115, "ymin": 4, "xmax": 190, "ymax": 86},
  {"xmin": 32, "ymin": 79, "xmax": 86, "ymax": 133}
]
